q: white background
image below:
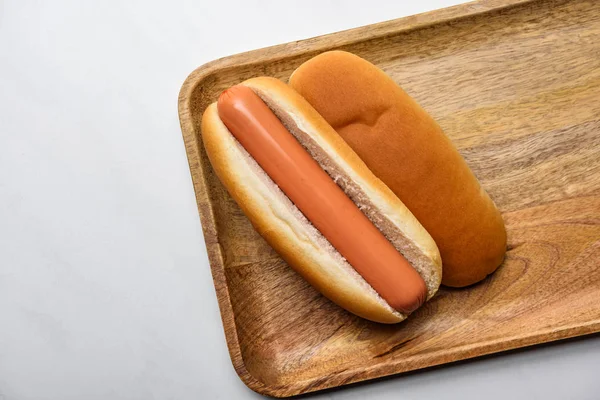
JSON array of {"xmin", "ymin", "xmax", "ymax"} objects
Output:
[{"xmin": 1, "ymin": 1, "xmax": 599, "ymax": 399}]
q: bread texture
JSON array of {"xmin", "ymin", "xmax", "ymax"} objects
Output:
[
  {"xmin": 290, "ymin": 51, "xmax": 507, "ymax": 287},
  {"xmin": 201, "ymin": 77, "xmax": 441, "ymax": 323}
]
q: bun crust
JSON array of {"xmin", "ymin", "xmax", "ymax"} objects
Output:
[
  {"xmin": 201, "ymin": 77, "xmax": 441, "ymax": 323},
  {"xmin": 290, "ymin": 51, "xmax": 507, "ymax": 287}
]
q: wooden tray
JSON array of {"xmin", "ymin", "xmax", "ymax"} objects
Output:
[{"xmin": 178, "ymin": 0, "xmax": 600, "ymax": 396}]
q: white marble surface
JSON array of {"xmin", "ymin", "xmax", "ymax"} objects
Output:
[{"xmin": 0, "ymin": 1, "xmax": 599, "ymax": 399}]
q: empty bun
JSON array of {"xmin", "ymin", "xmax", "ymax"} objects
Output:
[{"xmin": 290, "ymin": 51, "xmax": 507, "ymax": 287}]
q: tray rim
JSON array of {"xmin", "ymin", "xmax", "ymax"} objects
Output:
[{"xmin": 177, "ymin": 0, "xmax": 599, "ymax": 396}]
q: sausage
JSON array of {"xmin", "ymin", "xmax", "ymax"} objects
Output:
[{"xmin": 217, "ymin": 85, "xmax": 426, "ymax": 313}]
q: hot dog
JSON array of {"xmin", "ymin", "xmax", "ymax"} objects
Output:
[
  {"xmin": 218, "ymin": 85, "xmax": 426, "ymax": 313},
  {"xmin": 201, "ymin": 77, "xmax": 441, "ymax": 323}
]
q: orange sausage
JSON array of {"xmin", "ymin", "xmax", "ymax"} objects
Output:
[{"xmin": 217, "ymin": 85, "xmax": 426, "ymax": 314}]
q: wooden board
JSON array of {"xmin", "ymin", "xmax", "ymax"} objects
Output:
[{"xmin": 178, "ymin": 0, "xmax": 600, "ymax": 396}]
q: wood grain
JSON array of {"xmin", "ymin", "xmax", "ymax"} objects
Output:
[{"xmin": 178, "ymin": 0, "xmax": 600, "ymax": 396}]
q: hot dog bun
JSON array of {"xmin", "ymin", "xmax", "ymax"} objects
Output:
[
  {"xmin": 290, "ymin": 51, "xmax": 507, "ymax": 287},
  {"xmin": 201, "ymin": 77, "xmax": 441, "ymax": 323}
]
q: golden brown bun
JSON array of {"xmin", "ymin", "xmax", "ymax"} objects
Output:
[
  {"xmin": 201, "ymin": 77, "xmax": 441, "ymax": 323},
  {"xmin": 290, "ymin": 51, "xmax": 507, "ymax": 287}
]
